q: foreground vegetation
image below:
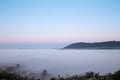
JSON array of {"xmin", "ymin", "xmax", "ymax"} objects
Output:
[{"xmin": 0, "ymin": 64, "xmax": 120, "ymax": 80}]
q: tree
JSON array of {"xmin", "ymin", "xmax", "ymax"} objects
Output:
[
  {"xmin": 112, "ymin": 70, "xmax": 120, "ymax": 80},
  {"xmin": 41, "ymin": 70, "xmax": 48, "ymax": 80},
  {"xmin": 85, "ymin": 72, "xmax": 94, "ymax": 79}
]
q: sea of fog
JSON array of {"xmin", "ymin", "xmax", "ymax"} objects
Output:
[{"xmin": 0, "ymin": 49, "xmax": 120, "ymax": 76}]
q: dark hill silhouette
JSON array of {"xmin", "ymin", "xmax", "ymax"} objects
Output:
[{"xmin": 64, "ymin": 41, "xmax": 120, "ymax": 49}]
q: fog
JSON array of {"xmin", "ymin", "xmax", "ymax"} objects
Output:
[{"xmin": 0, "ymin": 49, "xmax": 120, "ymax": 76}]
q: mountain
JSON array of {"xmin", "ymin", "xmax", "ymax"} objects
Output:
[{"xmin": 63, "ymin": 41, "xmax": 120, "ymax": 49}]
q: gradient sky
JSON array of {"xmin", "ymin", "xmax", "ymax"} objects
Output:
[{"xmin": 0, "ymin": 0, "xmax": 120, "ymax": 47}]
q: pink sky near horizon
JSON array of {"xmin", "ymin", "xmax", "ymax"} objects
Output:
[{"xmin": 0, "ymin": 36, "xmax": 119, "ymax": 44}]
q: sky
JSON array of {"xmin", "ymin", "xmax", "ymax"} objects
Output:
[{"xmin": 0, "ymin": 0, "xmax": 120, "ymax": 48}]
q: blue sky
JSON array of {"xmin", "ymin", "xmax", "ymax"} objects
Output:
[{"xmin": 0, "ymin": 0, "xmax": 120, "ymax": 48}]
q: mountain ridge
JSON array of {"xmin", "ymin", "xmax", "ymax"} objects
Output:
[{"xmin": 63, "ymin": 41, "xmax": 120, "ymax": 49}]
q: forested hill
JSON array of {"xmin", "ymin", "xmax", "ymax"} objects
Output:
[{"xmin": 64, "ymin": 41, "xmax": 120, "ymax": 49}]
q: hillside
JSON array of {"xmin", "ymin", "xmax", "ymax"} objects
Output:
[{"xmin": 64, "ymin": 41, "xmax": 120, "ymax": 49}]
